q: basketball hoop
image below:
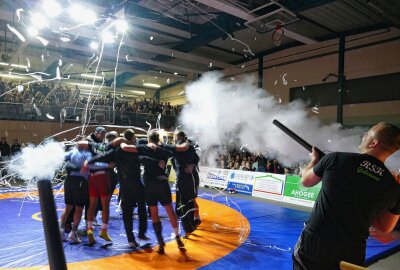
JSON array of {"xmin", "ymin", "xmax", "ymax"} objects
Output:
[{"xmin": 272, "ymin": 24, "xmax": 284, "ymax": 46}]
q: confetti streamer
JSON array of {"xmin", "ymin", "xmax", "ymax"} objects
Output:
[
  {"xmin": 16, "ymin": 8, "xmax": 23, "ymax": 22},
  {"xmin": 45, "ymin": 113, "xmax": 55, "ymax": 120},
  {"xmin": 36, "ymin": 36, "xmax": 49, "ymax": 46},
  {"xmin": 7, "ymin": 24, "xmax": 26, "ymax": 42}
]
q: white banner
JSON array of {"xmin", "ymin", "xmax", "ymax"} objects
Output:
[
  {"xmin": 198, "ymin": 166, "xmax": 229, "ymax": 189},
  {"xmin": 251, "ymin": 173, "xmax": 286, "ymax": 202},
  {"xmin": 198, "ymin": 167, "xmax": 316, "ymax": 208}
]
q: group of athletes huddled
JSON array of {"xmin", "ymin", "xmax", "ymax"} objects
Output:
[{"xmin": 60, "ymin": 126, "xmax": 200, "ymax": 254}]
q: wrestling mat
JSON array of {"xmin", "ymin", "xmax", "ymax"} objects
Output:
[{"xmin": 1, "ymin": 186, "xmax": 399, "ymax": 270}]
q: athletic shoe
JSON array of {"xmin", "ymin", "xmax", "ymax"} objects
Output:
[
  {"xmin": 64, "ymin": 224, "xmax": 72, "ymax": 234},
  {"xmin": 77, "ymin": 229, "xmax": 87, "ymax": 237},
  {"xmin": 68, "ymin": 231, "xmax": 82, "ymax": 244},
  {"xmin": 128, "ymin": 240, "xmax": 139, "ymax": 248},
  {"xmin": 87, "ymin": 229, "xmax": 96, "ymax": 245},
  {"xmin": 99, "ymin": 230, "xmax": 113, "ymax": 242},
  {"xmin": 157, "ymin": 242, "xmax": 165, "ymax": 254},
  {"xmin": 60, "ymin": 229, "xmax": 66, "ymax": 242},
  {"xmin": 176, "ymin": 236, "xmax": 185, "ymax": 251},
  {"xmin": 93, "ymin": 218, "xmax": 100, "ymax": 227},
  {"xmin": 194, "ymin": 219, "xmax": 202, "ymax": 229}
]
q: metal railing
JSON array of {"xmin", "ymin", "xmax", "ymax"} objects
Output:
[
  {"xmin": 114, "ymin": 112, "xmax": 177, "ymax": 129},
  {"xmin": 0, "ymin": 102, "xmax": 178, "ymax": 129},
  {"xmin": 0, "ymin": 102, "xmax": 113, "ymax": 124}
]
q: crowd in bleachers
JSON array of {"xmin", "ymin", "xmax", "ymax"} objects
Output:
[
  {"xmin": 0, "ymin": 80, "xmax": 81, "ymax": 106},
  {"xmin": 0, "ymin": 79, "xmax": 182, "ymax": 117},
  {"xmin": 215, "ymin": 151, "xmax": 300, "ymax": 175}
]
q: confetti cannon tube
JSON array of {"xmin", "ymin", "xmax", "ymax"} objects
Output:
[
  {"xmin": 272, "ymin": 119, "xmax": 325, "ymax": 158},
  {"xmin": 37, "ymin": 179, "xmax": 67, "ymax": 270}
]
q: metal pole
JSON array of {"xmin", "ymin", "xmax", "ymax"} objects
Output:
[
  {"xmin": 337, "ymin": 34, "xmax": 345, "ymax": 125},
  {"xmin": 37, "ymin": 180, "xmax": 67, "ymax": 270},
  {"xmin": 258, "ymin": 56, "xmax": 263, "ymax": 88}
]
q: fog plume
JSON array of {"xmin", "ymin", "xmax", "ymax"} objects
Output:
[
  {"xmin": 7, "ymin": 141, "xmax": 65, "ymax": 181},
  {"xmin": 180, "ymin": 72, "xmax": 362, "ymax": 166}
]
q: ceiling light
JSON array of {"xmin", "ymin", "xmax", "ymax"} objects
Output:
[
  {"xmin": 0, "ymin": 62, "xmax": 9, "ymax": 66},
  {"xmin": 90, "ymin": 41, "xmax": 99, "ymax": 50},
  {"xmin": 42, "ymin": 0, "xmax": 62, "ymax": 18},
  {"xmin": 10, "ymin": 64, "xmax": 28, "ymax": 69},
  {"xmin": 31, "ymin": 13, "xmax": 48, "ymax": 29},
  {"xmin": 81, "ymin": 73, "xmax": 104, "ymax": 80},
  {"xmin": 143, "ymin": 83, "xmax": 160, "ymax": 88},
  {"xmin": 101, "ymin": 31, "xmax": 114, "ymax": 43},
  {"xmin": 130, "ymin": 90, "xmax": 146, "ymax": 95},
  {"xmin": 173, "ymin": 72, "xmax": 178, "ymax": 75},
  {"xmin": 115, "ymin": 20, "xmax": 128, "ymax": 33},
  {"xmin": 68, "ymin": 4, "xmax": 97, "ymax": 24},
  {"xmin": 74, "ymin": 83, "xmax": 103, "ymax": 89},
  {"xmin": 27, "ymin": 26, "xmax": 39, "ymax": 37}
]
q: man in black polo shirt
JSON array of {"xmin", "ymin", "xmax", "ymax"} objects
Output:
[
  {"xmin": 293, "ymin": 122, "xmax": 400, "ymax": 269},
  {"xmin": 169, "ymin": 131, "xmax": 200, "ymax": 237}
]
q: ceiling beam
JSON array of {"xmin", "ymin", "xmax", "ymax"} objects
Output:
[
  {"xmin": 125, "ymin": 56, "xmax": 205, "ymax": 74},
  {"xmin": 107, "ymin": 72, "xmax": 136, "ymax": 87},
  {"xmin": 0, "ymin": 9, "xmax": 231, "ymax": 69},
  {"xmin": 17, "ymin": 35, "xmax": 198, "ymax": 77},
  {"xmin": 133, "ymin": 18, "xmax": 192, "ymax": 39},
  {"xmin": 154, "ymin": 12, "xmax": 246, "ymax": 64}
]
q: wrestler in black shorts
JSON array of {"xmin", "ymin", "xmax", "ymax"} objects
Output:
[{"xmin": 64, "ymin": 175, "xmax": 87, "ymax": 207}]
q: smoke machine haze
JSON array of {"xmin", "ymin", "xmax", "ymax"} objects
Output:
[{"xmin": 179, "ymin": 72, "xmax": 363, "ymax": 166}]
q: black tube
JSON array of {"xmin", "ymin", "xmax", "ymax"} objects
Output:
[
  {"xmin": 37, "ymin": 180, "xmax": 67, "ymax": 270},
  {"xmin": 337, "ymin": 34, "xmax": 346, "ymax": 125},
  {"xmin": 272, "ymin": 119, "xmax": 325, "ymax": 158},
  {"xmin": 258, "ymin": 56, "xmax": 263, "ymax": 88}
]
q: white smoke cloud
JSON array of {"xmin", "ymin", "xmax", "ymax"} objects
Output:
[
  {"xmin": 179, "ymin": 72, "xmax": 363, "ymax": 166},
  {"xmin": 7, "ymin": 141, "xmax": 65, "ymax": 181},
  {"xmin": 385, "ymin": 150, "xmax": 400, "ymax": 173}
]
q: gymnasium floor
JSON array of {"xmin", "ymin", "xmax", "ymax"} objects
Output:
[{"xmin": 0, "ymin": 186, "xmax": 399, "ymax": 270}]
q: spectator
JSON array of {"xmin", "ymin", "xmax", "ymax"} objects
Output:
[
  {"xmin": 10, "ymin": 139, "xmax": 22, "ymax": 156},
  {"xmin": 266, "ymin": 160, "xmax": 273, "ymax": 172},
  {"xmin": 227, "ymin": 161, "xmax": 234, "ymax": 169},
  {"xmin": 239, "ymin": 160, "xmax": 246, "ymax": 170},
  {"xmin": 220, "ymin": 159, "xmax": 227, "ymax": 169},
  {"xmin": 258, "ymin": 156, "xmax": 266, "ymax": 172},
  {"xmin": 0, "ymin": 137, "xmax": 10, "ymax": 158},
  {"xmin": 251, "ymin": 156, "xmax": 259, "ymax": 172},
  {"xmin": 0, "ymin": 137, "xmax": 10, "ymax": 177},
  {"xmin": 233, "ymin": 161, "xmax": 240, "ymax": 170},
  {"xmin": 243, "ymin": 161, "xmax": 252, "ymax": 171}
]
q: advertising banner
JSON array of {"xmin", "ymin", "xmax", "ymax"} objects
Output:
[
  {"xmin": 251, "ymin": 173, "xmax": 286, "ymax": 201},
  {"xmin": 283, "ymin": 175, "xmax": 321, "ymax": 207},
  {"xmin": 226, "ymin": 170, "xmax": 255, "ymax": 195},
  {"xmin": 198, "ymin": 167, "xmax": 229, "ymax": 189}
]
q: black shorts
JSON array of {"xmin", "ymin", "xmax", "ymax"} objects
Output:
[
  {"xmin": 144, "ymin": 180, "xmax": 172, "ymax": 207},
  {"xmin": 293, "ymin": 228, "xmax": 366, "ymax": 270},
  {"xmin": 64, "ymin": 175, "xmax": 87, "ymax": 207}
]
